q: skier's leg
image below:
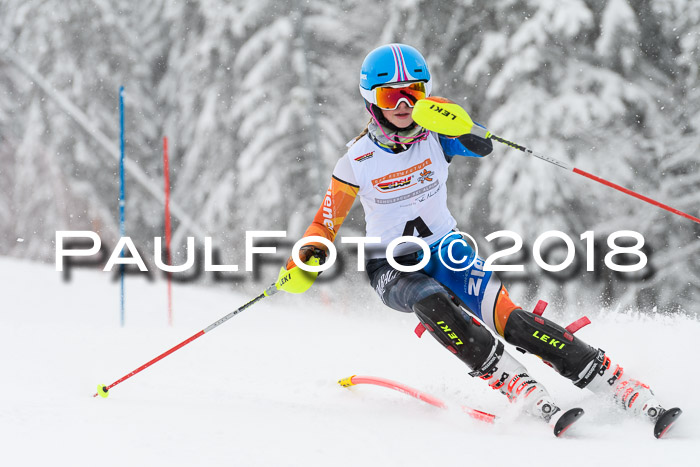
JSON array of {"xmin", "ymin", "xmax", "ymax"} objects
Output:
[
  {"xmin": 412, "ymin": 291, "xmax": 561, "ymax": 421},
  {"xmin": 415, "ymin": 235, "xmax": 604, "ymax": 388},
  {"xmin": 393, "ymin": 231, "xmax": 664, "ymax": 422},
  {"xmin": 496, "ymin": 291, "xmax": 664, "ymax": 421},
  {"xmin": 367, "ymin": 258, "xmax": 560, "ymax": 421},
  {"xmin": 430, "ymin": 235, "xmax": 666, "ymax": 423}
]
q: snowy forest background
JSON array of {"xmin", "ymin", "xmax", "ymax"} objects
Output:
[{"xmin": 0, "ymin": 0, "xmax": 698, "ymax": 315}]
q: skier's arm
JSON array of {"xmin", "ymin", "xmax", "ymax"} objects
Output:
[
  {"xmin": 277, "ymin": 169, "xmax": 358, "ymax": 294},
  {"xmin": 285, "ymin": 168, "xmax": 359, "ymax": 270},
  {"xmin": 439, "ymin": 126, "xmax": 493, "ymax": 162}
]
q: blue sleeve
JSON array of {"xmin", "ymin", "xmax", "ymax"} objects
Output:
[{"xmin": 438, "ymin": 123, "xmax": 493, "ymax": 163}]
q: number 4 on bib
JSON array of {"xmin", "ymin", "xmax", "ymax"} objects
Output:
[{"xmin": 403, "ymin": 216, "xmax": 434, "ymax": 237}]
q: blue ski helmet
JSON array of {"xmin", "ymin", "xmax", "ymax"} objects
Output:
[{"xmin": 359, "ymin": 44, "xmax": 432, "ymax": 99}]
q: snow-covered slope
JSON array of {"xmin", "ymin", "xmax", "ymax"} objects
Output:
[{"xmin": 1, "ymin": 258, "xmax": 697, "ymax": 467}]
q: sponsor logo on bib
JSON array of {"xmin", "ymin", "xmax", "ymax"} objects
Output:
[
  {"xmin": 377, "ymin": 176, "xmax": 412, "ymax": 191},
  {"xmin": 354, "ymin": 151, "xmax": 374, "ymax": 162},
  {"xmin": 371, "ymin": 159, "xmax": 432, "ymax": 193}
]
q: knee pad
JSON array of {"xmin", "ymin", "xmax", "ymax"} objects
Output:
[
  {"xmin": 413, "ymin": 292, "xmax": 502, "ymax": 374},
  {"xmin": 503, "ymin": 309, "xmax": 604, "ymax": 387}
]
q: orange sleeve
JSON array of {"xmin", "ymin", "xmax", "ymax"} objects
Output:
[{"xmin": 286, "ymin": 176, "xmax": 358, "ymax": 269}]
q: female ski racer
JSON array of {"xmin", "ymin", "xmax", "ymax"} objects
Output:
[{"xmin": 278, "ymin": 43, "xmax": 667, "ymax": 428}]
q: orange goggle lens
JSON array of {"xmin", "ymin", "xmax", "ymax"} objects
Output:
[{"xmin": 374, "ymin": 82, "xmax": 426, "ymax": 110}]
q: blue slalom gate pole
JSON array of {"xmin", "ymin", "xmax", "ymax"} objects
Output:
[{"xmin": 119, "ymin": 86, "xmax": 126, "ymax": 327}]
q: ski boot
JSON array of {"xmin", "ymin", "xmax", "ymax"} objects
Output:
[
  {"xmin": 584, "ymin": 357, "xmax": 682, "ymax": 438},
  {"xmin": 473, "ymin": 350, "xmax": 584, "ymax": 437}
]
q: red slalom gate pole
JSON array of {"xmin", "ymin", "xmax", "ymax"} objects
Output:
[
  {"xmin": 94, "ymin": 284, "xmax": 277, "ymax": 398},
  {"xmin": 488, "ymin": 134, "xmax": 700, "ymax": 225},
  {"xmin": 338, "ymin": 374, "xmax": 496, "ymax": 424},
  {"xmin": 163, "ymin": 137, "xmax": 173, "ymax": 326}
]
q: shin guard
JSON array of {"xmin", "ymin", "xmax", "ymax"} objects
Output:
[
  {"xmin": 413, "ymin": 293, "xmax": 503, "ymax": 375},
  {"xmin": 503, "ymin": 309, "xmax": 604, "ymax": 387}
]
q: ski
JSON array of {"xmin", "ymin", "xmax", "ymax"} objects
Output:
[
  {"xmin": 654, "ymin": 407, "xmax": 682, "ymax": 439},
  {"xmin": 552, "ymin": 407, "xmax": 585, "ymax": 437},
  {"xmin": 338, "ymin": 374, "xmax": 496, "ymax": 424},
  {"xmin": 337, "ymin": 375, "xmax": 591, "ymax": 437}
]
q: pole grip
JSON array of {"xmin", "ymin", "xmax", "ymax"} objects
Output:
[{"xmin": 470, "ymin": 125, "xmax": 491, "ymax": 139}]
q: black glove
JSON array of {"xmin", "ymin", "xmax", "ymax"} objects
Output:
[
  {"xmin": 457, "ymin": 133, "xmax": 493, "ymax": 157},
  {"xmin": 285, "ymin": 245, "xmax": 327, "ymax": 270}
]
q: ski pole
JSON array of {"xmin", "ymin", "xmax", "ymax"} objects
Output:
[
  {"xmin": 412, "ymin": 97, "xmax": 700, "ymax": 225},
  {"xmin": 486, "ymin": 133, "xmax": 700, "ymax": 225},
  {"xmin": 93, "ymin": 282, "xmax": 278, "ymax": 398}
]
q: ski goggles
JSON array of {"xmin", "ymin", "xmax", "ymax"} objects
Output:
[{"xmin": 365, "ymin": 82, "xmax": 426, "ymax": 110}]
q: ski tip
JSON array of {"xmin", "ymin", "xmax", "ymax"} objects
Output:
[
  {"xmin": 554, "ymin": 407, "xmax": 584, "ymax": 438},
  {"xmin": 654, "ymin": 407, "xmax": 682, "ymax": 439},
  {"xmin": 337, "ymin": 375, "xmax": 356, "ymax": 388}
]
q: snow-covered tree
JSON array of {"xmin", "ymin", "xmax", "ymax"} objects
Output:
[
  {"xmin": 645, "ymin": 0, "xmax": 700, "ymax": 313},
  {"xmin": 0, "ymin": 0, "xmax": 697, "ymax": 312},
  {"xmin": 231, "ymin": 0, "xmax": 365, "ymax": 234},
  {"xmin": 0, "ymin": 0, "xmax": 167, "ymax": 260}
]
